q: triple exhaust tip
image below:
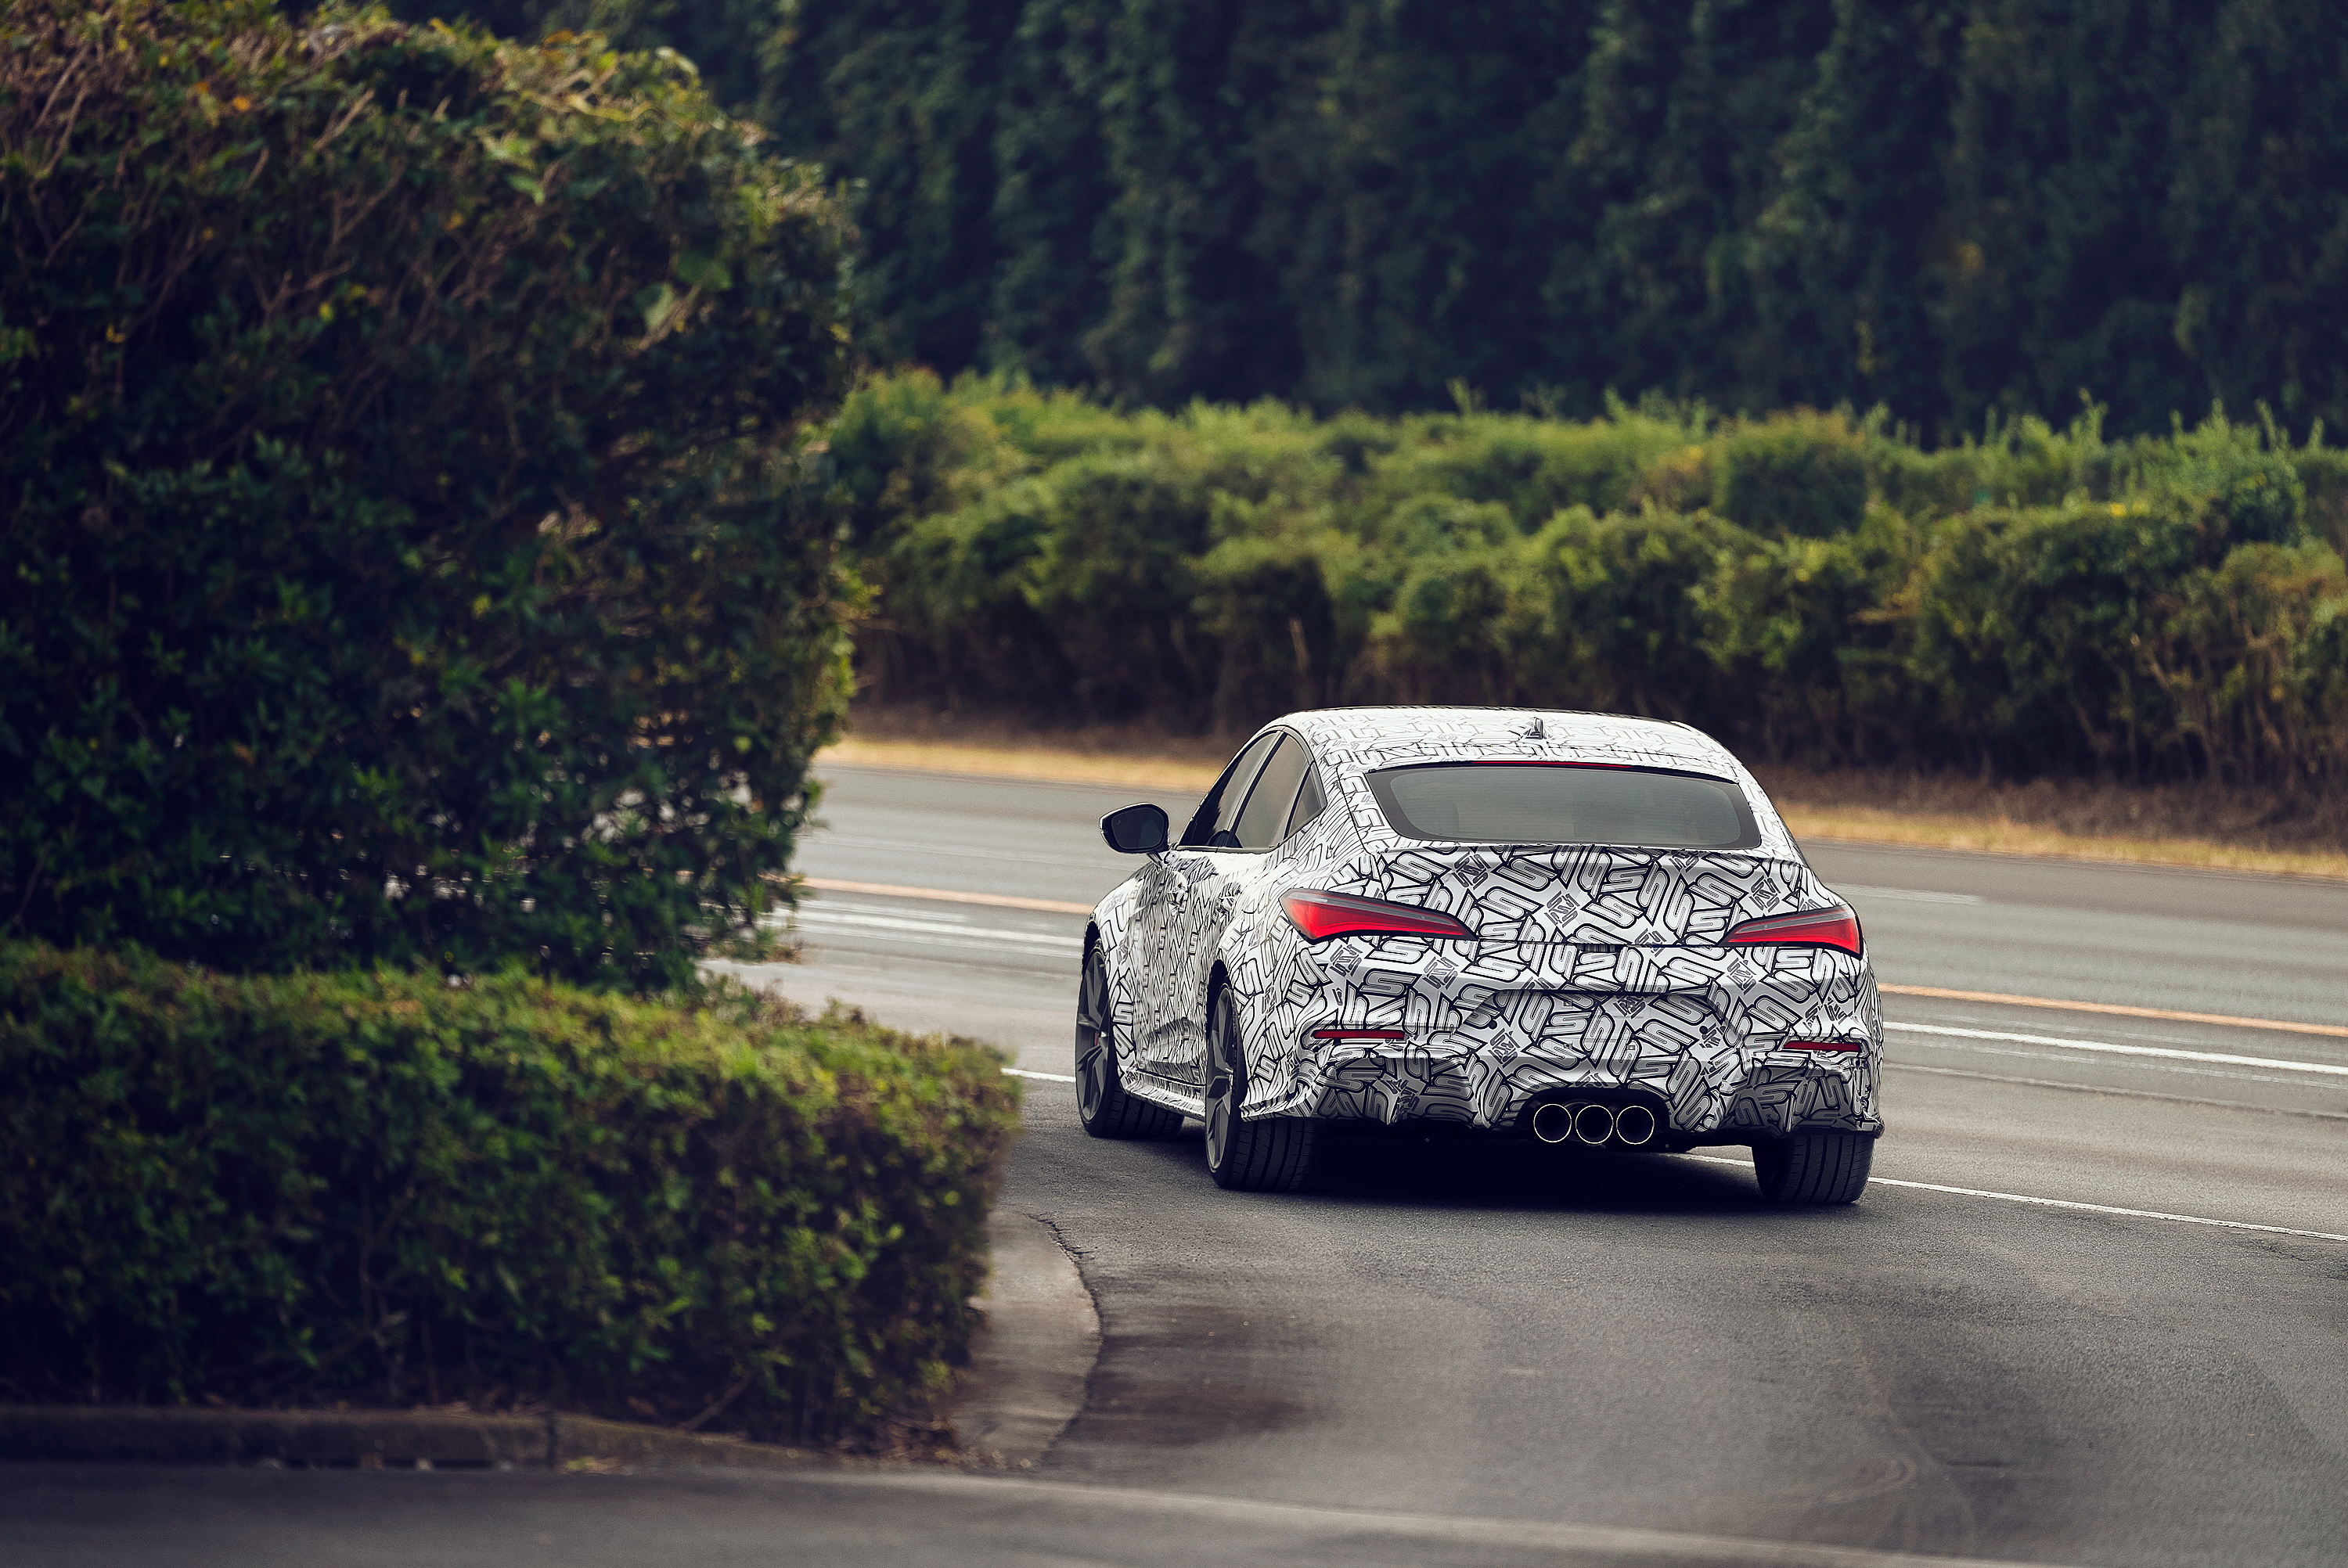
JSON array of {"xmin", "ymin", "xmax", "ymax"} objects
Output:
[{"xmin": 1532, "ymin": 1100, "xmax": 1658, "ymax": 1148}]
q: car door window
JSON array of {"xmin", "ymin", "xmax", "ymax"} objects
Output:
[
  {"xmin": 1188, "ymin": 732, "xmax": 1282, "ymax": 847},
  {"xmin": 1230, "ymin": 735, "xmax": 1308, "ymax": 849}
]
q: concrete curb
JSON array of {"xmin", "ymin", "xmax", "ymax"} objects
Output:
[
  {"xmin": 947, "ymin": 1210, "xmax": 1101, "ymax": 1467},
  {"xmin": 0, "ymin": 1405, "xmax": 818, "ymax": 1470}
]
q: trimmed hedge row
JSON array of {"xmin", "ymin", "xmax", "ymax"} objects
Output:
[
  {"xmin": 837, "ymin": 372, "xmax": 2348, "ymax": 789},
  {"xmin": 0, "ymin": 944, "xmax": 1020, "ymax": 1446}
]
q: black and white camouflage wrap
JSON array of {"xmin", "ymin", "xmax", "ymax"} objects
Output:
[{"xmin": 1089, "ymin": 707, "xmax": 1882, "ymax": 1145}]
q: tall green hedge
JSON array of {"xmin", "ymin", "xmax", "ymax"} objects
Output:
[
  {"xmin": 0, "ymin": 1, "xmax": 859, "ymax": 988},
  {"xmin": 0, "ymin": 943, "xmax": 1021, "ymax": 1444},
  {"xmin": 838, "ymin": 371, "xmax": 2348, "ymax": 791}
]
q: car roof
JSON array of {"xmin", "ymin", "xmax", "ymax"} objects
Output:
[{"xmin": 1274, "ymin": 706, "xmax": 1738, "ymax": 778}]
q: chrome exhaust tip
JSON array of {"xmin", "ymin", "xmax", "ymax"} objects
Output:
[
  {"xmin": 1612, "ymin": 1103, "xmax": 1658, "ymax": 1147},
  {"xmin": 1531, "ymin": 1102, "xmax": 1576, "ymax": 1145},
  {"xmin": 1571, "ymin": 1102, "xmax": 1617, "ymax": 1145}
]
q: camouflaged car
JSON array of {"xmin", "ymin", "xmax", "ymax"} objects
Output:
[{"xmin": 1076, "ymin": 707, "xmax": 1880, "ymax": 1202}]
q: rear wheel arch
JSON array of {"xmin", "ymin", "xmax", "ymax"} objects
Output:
[
  {"xmin": 1204, "ymin": 958, "xmax": 1230, "ymax": 1021},
  {"xmin": 1205, "ymin": 959, "xmax": 1249, "ymax": 1085}
]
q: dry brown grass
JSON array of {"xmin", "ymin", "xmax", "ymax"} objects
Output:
[{"xmin": 824, "ymin": 706, "xmax": 2348, "ymax": 881}]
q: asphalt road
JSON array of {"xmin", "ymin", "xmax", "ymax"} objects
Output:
[{"xmin": 12, "ymin": 763, "xmax": 2345, "ymax": 1568}]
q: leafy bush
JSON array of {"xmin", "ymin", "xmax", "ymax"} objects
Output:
[
  {"xmin": 835, "ymin": 371, "xmax": 2348, "ymax": 790},
  {"xmin": 1711, "ymin": 412, "xmax": 1872, "ymax": 538},
  {"xmin": 1904, "ymin": 500, "xmax": 2208, "ymax": 776},
  {"xmin": 0, "ymin": 2, "xmax": 859, "ymax": 989},
  {"xmin": 1694, "ymin": 505, "xmax": 1924, "ymax": 764},
  {"xmin": 1507, "ymin": 506, "xmax": 1751, "ymax": 722},
  {"xmin": 2142, "ymin": 543, "xmax": 2348, "ymax": 787},
  {"xmin": 0, "ymin": 943, "xmax": 1020, "ymax": 1444}
]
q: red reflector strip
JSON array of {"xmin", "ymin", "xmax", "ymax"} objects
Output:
[
  {"xmin": 1282, "ymin": 889, "xmax": 1477, "ymax": 943},
  {"xmin": 1312, "ymin": 1028, "xmax": 1406, "ymax": 1041},
  {"xmin": 1781, "ymin": 1038, "xmax": 1863, "ymax": 1052},
  {"xmin": 1723, "ymin": 904, "xmax": 1863, "ymax": 958}
]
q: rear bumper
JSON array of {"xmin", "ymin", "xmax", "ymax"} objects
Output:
[{"xmin": 1264, "ymin": 1034, "xmax": 1882, "ymax": 1140}]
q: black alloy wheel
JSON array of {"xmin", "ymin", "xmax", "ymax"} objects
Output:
[
  {"xmin": 1203, "ymin": 986, "xmax": 1319, "ymax": 1192},
  {"xmin": 1075, "ymin": 944, "xmax": 1183, "ymax": 1139},
  {"xmin": 1752, "ymin": 1130, "xmax": 1874, "ymax": 1204}
]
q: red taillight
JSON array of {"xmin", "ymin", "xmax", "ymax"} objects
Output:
[
  {"xmin": 1282, "ymin": 889, "xmax": 1476, "ymax": 944},
  {"xmin": 1723, "ymin": 904, "xmax": 1863, "ymax": 957},
  {"xmin": 1311, "ymin": 1028, "xmax": 1406, "ymax": 1041},
  {"xmin": 1781, "ymin": 1038, "xmax": 1863, "ymax": 1052}
]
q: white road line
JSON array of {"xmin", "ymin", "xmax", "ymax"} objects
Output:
[
  {"xmin": 815, "ymin": 898, "xmax": 973, "ymax": 921},
  {"xmin": 1890, "ymin": 1036, "xmax": 2327, "ymax": 1088},
  {"xmin": 1837, "ymin": 883, "xmax": 1986, "ymax": 905},
  {"xmin": 1885, "ymin": 1059, "xmax": 2348, "ymax": 1121},
  {"xmin": 798, "ymin": 876, "xmax": 1097, "ymax": 915},
  {"xmin": 809, "ymin": 833, "xmax": 1111, "ymax": 870},
  {"xmin": 1886, "ymin": 1020, "xmax": 2348, "ymax": 1077},
  {"xmin": 1680, "ymin": 1155, "xmax": 2348, "ymax": 1243},
  {"xmin": 791, "ymin": 908, "xmax": 1085, "ymax": 948},
  {"xmin": 1004, "ymin": 1067, "xmax": 1079, "ymax": 1083}
]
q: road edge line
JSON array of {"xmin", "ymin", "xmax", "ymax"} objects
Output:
[
  {"xmin": 1885, "ymin": 1020, "xmax": 2348, "ymax": 1077},
  {"xmin": 1883, "ymin": 1058, "xmax": 2348, "ymax": 1122},
  {"xmin": 1679, "ymin": 1156, "xmax": 2348, "ymax": 1243}
]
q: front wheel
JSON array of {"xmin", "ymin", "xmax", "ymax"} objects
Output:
[
  {"xmin": 1075, "ymin": 945, "xmax": 1183, "ymax": 1140},
  {"xmin": 1753, "ymin": 1131, "xmax": 1873, "ymax": 1205},
  {"xmin": 1203, "ymin": 987, "xmax": 1318, "ymax": 1192}
]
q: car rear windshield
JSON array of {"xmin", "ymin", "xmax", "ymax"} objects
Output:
[{"xmin": 1366, "ymin": 762, "xmax": 1761, "ymax": 851}]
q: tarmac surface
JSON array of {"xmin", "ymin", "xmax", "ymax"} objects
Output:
[{"xmin": 10, "ymin": 762, "xmax": 2344, "ymax": 1567}]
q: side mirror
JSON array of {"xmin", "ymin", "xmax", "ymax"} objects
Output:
[{"xmin": 1100, "ymin": 803, "xmax": 1170, "ymax": 855}]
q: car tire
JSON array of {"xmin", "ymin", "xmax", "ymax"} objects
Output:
[
  {"xmin": 1752, "ymin": 1131, "xmax": 1873, "ymax": 1205},
  {"xmin": 1203, "ymin": 986, "xmax": 1318, "ymax": 1192},
  {"xmin": 1075, "ymin": 944, "xmax": 1183, "ymax": 1140}
]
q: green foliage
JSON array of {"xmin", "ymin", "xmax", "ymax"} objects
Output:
[
  {"xmin": 1903, "ymin": 498, "xmax": 2204, "ymax": 775},
  {"xmin": 2142, "ymin": 544, "xmax": 2348, "ymax": 788},
  {"xmin": 1694, "ymin": 503, "xmax": 1923, "ymax": 764},
  {"xmin": 1712, "ymin": 412, "xmax": 1871, "ymax": 538},
  {"xmin": 0, "ymin": 943, "xmax": 1020, "ymax": 1442},
  {"xmin": 395, "ymin": 0, "xmax": 2348, "ymax": 439},
  {"xmin": 836, "ymin": 369, "xmax": 2348, "ymax": 788},
  {"xmin": 0, "ymin": 2, "xmax": 860, "ymax": 988}
]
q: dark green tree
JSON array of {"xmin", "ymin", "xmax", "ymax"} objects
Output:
[{"xmin": 366, "ymin": 0, "xmax": 2348, "ymax": 438}]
